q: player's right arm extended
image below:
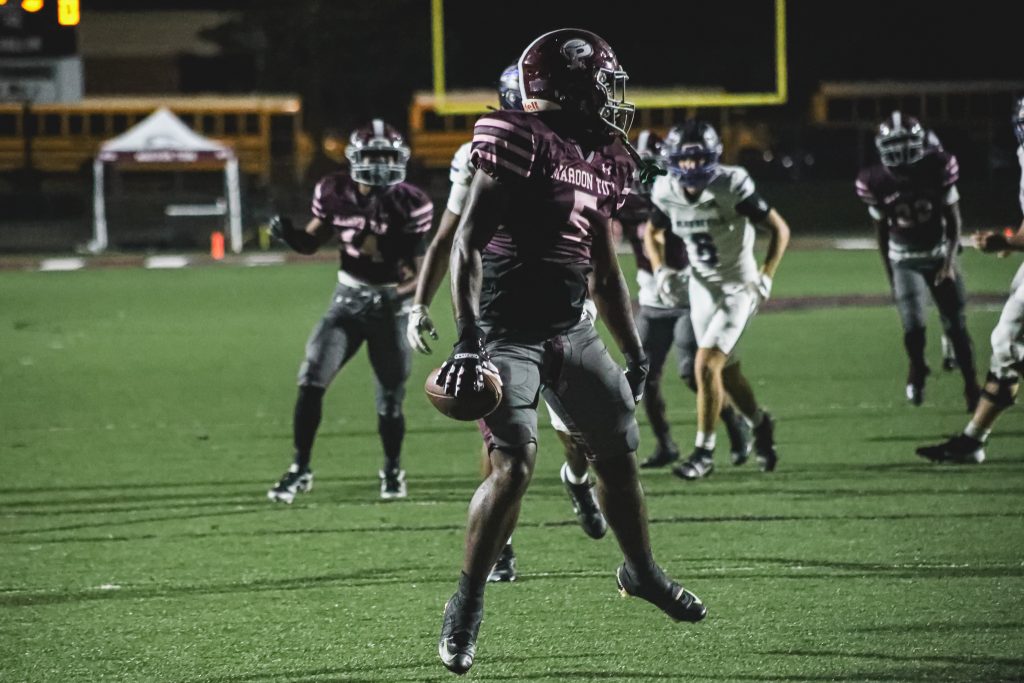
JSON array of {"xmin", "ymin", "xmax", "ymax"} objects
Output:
[
  {"xmin": 269, "ymin": 216, "xmax": 331, "ymax": 254},
  {"xmin": 407, "ymin": 209, "xmax": 460, "ymax": 354},
  {"xmin": 415, "ymin": 208, "xmax": 460, "ymax": 309}
]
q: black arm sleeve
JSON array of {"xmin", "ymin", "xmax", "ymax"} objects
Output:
[{"xmin": 735, "ymin": 192, "xmax": 771, "ymax": 222}]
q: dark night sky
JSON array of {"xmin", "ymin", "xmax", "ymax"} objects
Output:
[{"xmin": 87, "ymin": 0, "xmax": 1023, "ymax": 106}]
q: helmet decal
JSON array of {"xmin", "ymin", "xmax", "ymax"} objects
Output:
[{"xmin": 561, "ymin": 38, "xmax": 594, "ymax": 71}]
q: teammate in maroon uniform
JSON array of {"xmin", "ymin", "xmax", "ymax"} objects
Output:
[
  {"xmin": 434, "ymin": 30, "xmax": 705, "ymax": 676},
  {"xmin": 267, "ymin": 119, "xmax": 433, "ymax": 503},
  {"xmin": 855, "ymin": 112, "xmax": 980, "ymax": 410},
  {"xmin": 623, "ymin": 131, "xmax": 753, "ymax": 469}
]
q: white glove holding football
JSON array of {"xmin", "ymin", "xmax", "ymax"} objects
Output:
[
  {"xmin": 406, "ymin": 304, "xmax": 438, "ymax": 354},
  {"xmin": 655, "ymin": 266, "xmax": 687, "ymax": 307},
  {"xmin": 754, "ymin": 272, "xmax": 773, "ymax": 303}
]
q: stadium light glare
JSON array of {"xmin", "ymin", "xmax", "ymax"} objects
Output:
[{"xmin": 21, "ymin": 0, "xmax": 44, "ymax": 12}]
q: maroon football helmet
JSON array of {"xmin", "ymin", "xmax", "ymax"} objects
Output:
[
  {"xmin": 345, "ymin": 119, "xmax": 411, "ymax": 186},
  {"xmin": 518, "ymin": 28, "xmax": 634, "ymax": 138},
  {"xmin": 875, "ymin": 111, "xmax": 927, "ymax": 168}
]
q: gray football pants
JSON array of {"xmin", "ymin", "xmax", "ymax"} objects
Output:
[
  {"xmin": 298, "ymin": 283, "xmax": 410, "ymax": 417},
  {"xmin": 892, "ymin": 259, "xmax": 968, "ymax": 334}
]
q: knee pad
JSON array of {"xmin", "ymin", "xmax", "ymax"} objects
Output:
[{"xmin": 981, "ymin": 372, "xmax": 1018, "ymax": 408}]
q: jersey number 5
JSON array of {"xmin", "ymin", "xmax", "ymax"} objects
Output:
[
  {"xmin": 568, "ymin": 190, "xmax": 598, "ymax": 238},
  {"xmin": 691, "ymin": 232, "xmax": 720, "ymax": 267}
]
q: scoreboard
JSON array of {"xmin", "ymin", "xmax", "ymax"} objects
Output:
[
  {"xmin": 0, "ymin": 0, "xmax": 79, "ymax": 57},
  {"xmin": 0, "ymin": 0, "xmax": 82, "ymax": 102}
]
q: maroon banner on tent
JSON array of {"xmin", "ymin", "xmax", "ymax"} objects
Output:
[{"xmin": 98, "ymin": 150, "xmax": 232, "ymax": 163}]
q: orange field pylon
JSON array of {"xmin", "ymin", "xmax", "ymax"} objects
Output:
[{"xmin": 211, "ymin": 231, "xmax": 225, "ymax": 261}]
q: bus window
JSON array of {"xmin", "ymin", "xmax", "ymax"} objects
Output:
[
  {"xmin": 423, "ymin": 110, "xmax": 444, "ymax": 132},
  {"xmin": 201, "ymin": 114, "xmax": 217, "ymax": 135},
  {"xmin": 43, "ymin": 113, "xmax": 62, "ymax": 136},
  {"xmin": 270, "ymin": 114, "xmax": 294, "ymax": 154},
  {"xmin": 0, "ymin": 114, "xmax": 16, "ymax": 136},
  {"xmin": 88, "ymin": 114, "xmax": 106, "ymax": 136},
  {"xmin": 244, "ymin": 113, "xmax": 259, "ymax": 135},
  {"xmin": 112, "ymin": 114, "xmax": 129, "ymax": 134},
  {"xmin": 179, "ymin": 113, "xmax": 196, "ymax": 130},
  {"xmin": 69, "ymin": 114, "xmax": 83, "ymax": 135},
  {"xmin": 223, "ymin": 113, "xmax": 239, "ymax": 135}
]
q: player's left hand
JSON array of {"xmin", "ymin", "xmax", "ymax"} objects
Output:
[
  {"xmin": 436, "ymin": 324, "xmax": 499, "ymax": 398},
  {"xmin": 268, "ymin": 215, "xmax": 294, "ymax": 243},
  {"xmin": 933, "ymin": 263, "xmax": 955, "ymax": 286},
  {"xmin": 655, "ymin": 267, "xmax": 686, "ymax": 307},
  {"xmin": 638, "ymin": 159, "xmax": 667, "ymax": 185},
  {"xmin": 406, "ymin": 304, "xmax": 438, "ymax": 354},
  {"xmin": 624, "ymin": 353, "xmax": 649, "ymax": 404},
  {"xmin": 755, "ymin": 272, "xmax": 773, "ymax": 303}
]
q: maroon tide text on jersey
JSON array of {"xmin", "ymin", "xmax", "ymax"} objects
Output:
[
  {"xmin": 470, "ymin": 110, "xmax": 634, "ymax": 340},
  {"xmin": 311, "ymin": 172, "xmax": 433, "ymax": 284},
  {"xmin": 855, "ymin": 151, "xmax": 959, "ymax": 254}
]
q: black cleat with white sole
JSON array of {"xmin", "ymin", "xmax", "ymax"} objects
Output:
[
  {"xmin": 616, "ymin": 563, "xmax": 707, "ymax": 623},
  {"xmin": 672, "ymin": 447, "xmax": 714, "ymax": 480},
  {"xmin": 438, "ymin": 591, "xmax": 483, "ymax": 675},
  {"xmin": 916, "ymin": 434, "xmax": 985, "ymax": 464},
  {"xmin": 267, "ymin": 464, "xmax": 313, "ymax": 504}
]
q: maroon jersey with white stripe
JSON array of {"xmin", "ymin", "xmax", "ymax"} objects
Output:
[
  {"xmin": 311, "ymin": 172, "xmax": 433, "ymax": 284},
  {"xmin": 855, "ymin": 151, "xmax": 960, "ymax": 258},
  {"xmin": 470, "ymin": 110, "xmax": 634, "ymax": 339}
]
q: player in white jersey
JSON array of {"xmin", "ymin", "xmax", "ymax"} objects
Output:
[
  {"xmin": 645, "ymin": 120, "xmax": 790, "ymax": 480},
  {"xmin": 406, "ymin": 64, "xmax": 607, "ymax": 581},
  {"xmin": 916, "ymin": 97, "xmax": 1024, "ymax": 463}
]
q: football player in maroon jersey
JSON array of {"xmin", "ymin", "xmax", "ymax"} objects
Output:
[
  {"xmin": 267, "ymin": 120, "xmax": 433, "ymax": 503},
  {"xmin": 434, "ymin": 30, "xmax": 705, "ymax": 676},
  {"xmin": 408, "ymin": 64, "xmax": 607, "ymax": 584},
  {"xmin": 855, "ymin": 112, "xmax": 980, "ymax": 410}
]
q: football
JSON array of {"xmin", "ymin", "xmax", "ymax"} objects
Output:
[{"xmin": 424, "ymin": 366, "xmax": 503, "ymax": 421}]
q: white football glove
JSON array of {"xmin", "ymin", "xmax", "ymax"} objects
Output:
[
  {"xmin": 655, "ymin": 266, "xmax": 687, "ymax": 307},
  {"xmin": 406, "ymin": 304, "xmax": 438, "ymax": 354},
  {"xmin": 754, "ymin": 272, "xmax": 773, "ymax": 303}
]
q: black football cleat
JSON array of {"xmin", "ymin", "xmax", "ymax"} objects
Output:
[
  {"xmin": 561, "ymin": 463, "xmax": 608, "ymax": 539},
  {"xmin": 752, "ymin": 413, "xmax": 779, "ymax": 472},
  {"xmin": 379, "ymin": 468, "xmax": 407, "ymax": 500},
  {"xmin": 487, "ymin": 544, "xmax": 517, "ymax": 583},
  {"xmin": 672, "ymin": 448, "xmax": 714, "ymax": 480},
  {"xmin": 616, "ymin": 563, "xmax": 707, "ymax": 623},
  {"xmin": 916, "ymin": 434, "xmax": 985, "ymax": 464},
  {"xmin": 905, "ymin": 364, "xmax": 930, "ymax": 406},
  {"xmin": 267, "ymin": 464, "xmax": 313, "ymax": 504},
  {"xmin": 639, "ymin": 444, "xmax": 680, "ymax": 469},
  {"xmin": 438, "ymin": 591, "xmax": 483, "ymax": 675},
  {"xmin": 724, "ymin": 412, "xmax": 753, "ymax": 466}
]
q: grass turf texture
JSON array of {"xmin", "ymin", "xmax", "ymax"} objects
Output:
[{"xmin": 2, "ymin": 248, "xmax": 1023, "ymax": 682}]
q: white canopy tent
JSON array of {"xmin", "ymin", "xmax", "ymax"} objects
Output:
[{"xmin": 90, "ymin": 107, "xmax": 243, "ymax": 254}]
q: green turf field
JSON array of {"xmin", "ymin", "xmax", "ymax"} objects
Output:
[{"xmin": 2, "ymin": 249, "xmax": 1023, "ymax": 682}]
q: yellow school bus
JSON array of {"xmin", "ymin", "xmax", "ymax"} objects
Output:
[{"xmin": 0, "ymin": 94, "xmax": 312, "ymax": 183}]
